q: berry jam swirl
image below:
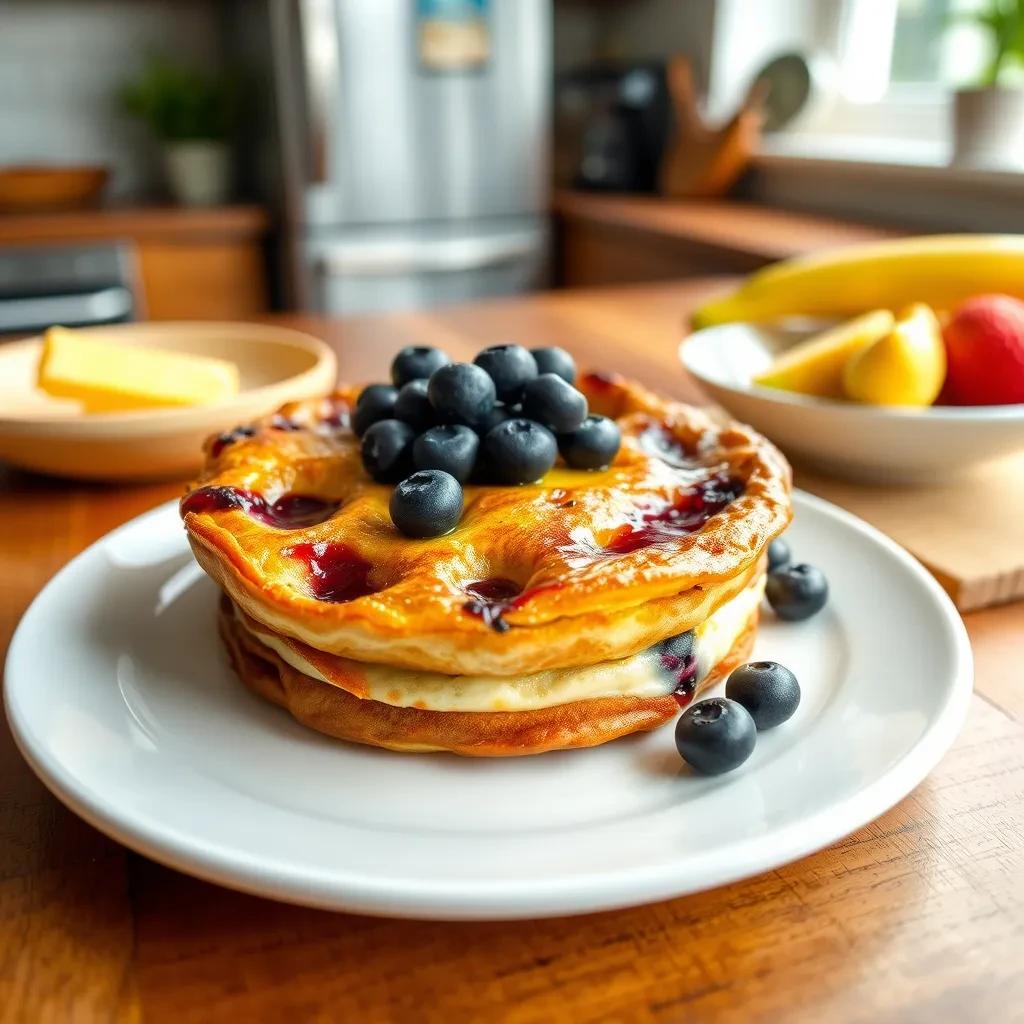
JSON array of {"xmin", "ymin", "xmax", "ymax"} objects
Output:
[{"xmin": 181, "ymin": 486, "xmax": 339, "ymax": 529}]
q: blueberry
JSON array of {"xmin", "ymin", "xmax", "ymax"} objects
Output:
[
  {"xmin": 521, "ymin": 374, "xmax": 588, "ymax": 433},
  {"xmin": 659, "ymin": 630, "xmax": 695, "ymax": 662},
  {"xmin": 393, "ymin": 379, "xmax": 436, "ymax": 433},
  {"xmin": 427, "ymin": 362, "xmax": 496, "ymax": 427},
  {"xmin": 657, "ymin": 630, "xmax": 698, "ymax": 691},
  {"xmin": 482, "ymin": 418, "xmax": 557, "ymax": 484},
  {"xmin": 531, "ymin": 346, "xmax": 576, "ymax": 385},
  {"xmin": 725, "ymin": 661, "xmax": 800, "ymax": 730},
  {"xmin": 558, "ymin": 414, "xmax": 621, "ymax": 470},
  {"xmin": 352, "ymin": 384, "xmax": 398, "ymax": 437},
  {"xmin": 767, "ymin": 537, "xmax": 791, "ymax": 571},
  {"xmin": 413, "ymin": 424, "xmax": 479, "ymax": 483},
  {"xmin": 391, "ymin": 346, "xmax": 450, "ymax": 387},
  {"xmin": 211, "ymin": 424, "xmax": 256, "ymax": 456},
  {"xmin": 674, "ymin": 698, "xmax": 756, "ymax": 775},
  {"xmin": 389, "ymin": 470, "xmax": 463, "ymax": 538},
  {"xmin": 477, "ymin": 402, "xmax": 515, "ymax": 434},
  {"xmin": 473, "ymin": 344, "xmax": 538, "ymax": 403},
  {"xmin": 360, "ymin": 419, "xmax": 415, "ymax": 483},
  {"xmin": 766, "ymin": 563, "xmax": 829, "ymax": 621}
]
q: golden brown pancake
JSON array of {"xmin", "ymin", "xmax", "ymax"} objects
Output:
[
  {"xmin": 219, "ymin": 595, "xmax": 759, "ymax": 757},
  {"xmin": 182, "ymin": 372, "xmax": 791, "ymax": 677}
]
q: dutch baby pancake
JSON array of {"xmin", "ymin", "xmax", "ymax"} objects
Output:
[{"xmin": 181, "ymin": 349, "xmax": 791, "ymax": 756}]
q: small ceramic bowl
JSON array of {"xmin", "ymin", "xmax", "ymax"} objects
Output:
[
  {"xmin": 0, "ymin": 164, "xmax": 109, "ymax": 211},
  {"xmin": 680, "ymin": 320, "xmax": 1024, "ymax": 483},
  {"xmin": 0, "ymin": 321, "xmax": 337, "ymax": 481}
]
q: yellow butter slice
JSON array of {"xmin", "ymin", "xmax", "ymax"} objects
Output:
[{"xmin": 37, "ymin": 326, "xmax": 239, "ymax": 412}]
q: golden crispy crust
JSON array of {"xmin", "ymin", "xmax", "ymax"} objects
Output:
[
  {"xmin": 183, "ymin": 373, "xmax": 791, "ymax": 675},
  {"xmin": 219, "ymin": 597, "xmax": 758, "ymax": 757}
]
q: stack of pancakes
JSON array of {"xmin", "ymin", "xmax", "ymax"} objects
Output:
[{"xmin": 182, "ymin": 372, "xmax": 791, "ymax": 756}]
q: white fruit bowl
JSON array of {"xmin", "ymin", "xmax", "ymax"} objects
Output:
[{"xmin": 680, "ymin": 320, "xmax": 1024, "ymax": 483}]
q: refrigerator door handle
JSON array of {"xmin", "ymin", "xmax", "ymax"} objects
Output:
[
  {"xmin": 296, "ymin": 0, "xmax": 338, "ymax": 184},
  {"xmin": 317, "ymin": 233, "xmax": 541, "ymax": 277}
]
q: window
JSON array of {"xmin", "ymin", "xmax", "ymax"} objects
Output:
[{"xmin": 710, "ymin": 0, "xmax": 1004, "ymax": 162}]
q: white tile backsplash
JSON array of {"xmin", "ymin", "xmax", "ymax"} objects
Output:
[{"xmin": 0, "ymin": 0, "xmax": 222, "ymax": 199}]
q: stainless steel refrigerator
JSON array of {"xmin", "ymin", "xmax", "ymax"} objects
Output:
[{"xmin": 232, "ymin": 0, "xmax": 551, "ymax": 315}]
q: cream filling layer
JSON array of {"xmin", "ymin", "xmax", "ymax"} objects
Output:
[{"xmin": 238, "ymin": 574, "xmax": 764, "ymax": 713}]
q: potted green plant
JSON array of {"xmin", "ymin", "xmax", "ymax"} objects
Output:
[
  {"xmin": 952, "ymin": 0, "xmax": 1024, "ymax": 166},
  {"xmin": 121, "ymin": 57, "xmax": 238, "ymax": 206}
]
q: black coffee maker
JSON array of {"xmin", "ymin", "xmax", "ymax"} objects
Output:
[{"xmin": 555, "ymin": 62, "xmax": 671, "ymax": 193}]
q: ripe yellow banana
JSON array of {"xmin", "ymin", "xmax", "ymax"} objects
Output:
[{"xmin": 691, "ymin": 234, "xmax": 1024, "ymax": 328}]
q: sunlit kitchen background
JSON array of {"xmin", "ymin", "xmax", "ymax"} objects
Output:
[{"xmin": 1, "ymin": 0, "xmax": 1019, "ymax": 331}]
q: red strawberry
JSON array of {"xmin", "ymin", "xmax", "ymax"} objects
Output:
[{"xmin": 943, "ymin": 294, "xmax": 1024, "ymax": 405}]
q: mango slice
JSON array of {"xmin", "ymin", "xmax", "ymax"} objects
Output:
[
  {"xmin": 842, "ymin": 304, "xmax": 946, "ymax": 407},
  {"xmin": 753, "ymin": 310, "xmax": 895, "ymax": 399}
]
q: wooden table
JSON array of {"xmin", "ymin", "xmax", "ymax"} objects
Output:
[{"xmin": 3, "ymin": 281, "xmax": 1022, "ymax": 1023}]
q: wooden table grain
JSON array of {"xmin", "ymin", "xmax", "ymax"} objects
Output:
[{"xmin": 2, "ymin": 281, "xmax": 1022, "ymax": 1024}]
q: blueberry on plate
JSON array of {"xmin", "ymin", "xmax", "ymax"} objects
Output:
[
  {"xmin": 352, "ymin": 384, "xmax": 398, "ymax": 437},
  {"xmin": 558, "ymin": 414, "xmax": 621, "ymax": 470},
  {"xmin": 390, "ymin": 470, "xmax": 464, "ymax": 538},
  {"xmin": 477, "ymin": 401, "xmax": 514, "ymax": 434},
  {"xmin": 413, "ymin": 424, "xmax": 479, "ymax": 483},
  {"xmin": 427, "ymin": 363, "xmax": 496, "ymax": 427},
  {"xmin": 521, "ymin": 374, "xmax": 588, "ymax": 433},
  {"xmin": 360, "ymin": 419, "xmax": 415, "ymax": 483},
  {"xmin": 391, "ymin": 345, "xmax": 450, "ymax": 387},
  {"xmin": 725, "ymin": 661, "xmax": 800, "ymax": 730},
  {"xmin": 767, "ymin": 537, "xmax": 791, "ymax": 571},
  {"xmin": 766, "ymin": 563, "xmax": 829, "ymax": 621},
  {"xmin": 473, "ymin": 344, "xmax": 538, "ymax": 403},
  {"xmin": 530, "ymin": 346, "xmax": 576, "ymax": 385},
  {"xmin": 482, "ymin": 418, "xmax": 557, "ymax": 484},
  {"xmin": 674, "ymin": 698, "xmax": 756, "ymax": 775},
  {"xmin": 393, "ymin": 379, "xmax": 436, "ymax": 433}
]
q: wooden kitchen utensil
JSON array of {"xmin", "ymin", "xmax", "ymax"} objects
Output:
[{"xmin": 659, "ymin": 56, "xmax": 765, "ymax": 200}]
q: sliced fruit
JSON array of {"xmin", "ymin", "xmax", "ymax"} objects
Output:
[
  {"xmin": 753, "ymin": 310, "xmax": 894, "ymax": 398},
  {"xmin": 943, "ymin": 294, "xmax": 1024, "ymax": 405},
  {"xmin": 38, "ymin": 326, "xmax": 239, "ymax": 412},
  {"xmin": 842, "ymin": 303, "xmax": 946, "ymax": 407}
]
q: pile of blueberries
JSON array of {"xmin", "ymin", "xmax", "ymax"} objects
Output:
[
  {"xmin": 354, "ymin": 344, "xmax": 621, "ymax": 538},
  {"xmin": 674, "ymin": 536, "xmax": 829, "ymax": 775}
]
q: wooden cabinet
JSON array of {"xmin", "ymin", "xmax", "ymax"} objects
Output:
[{"xmin": 0, "ymin": 205, "xmax": 270, "ymax": 320}]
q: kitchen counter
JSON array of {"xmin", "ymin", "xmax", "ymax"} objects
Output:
[
  {"xmin": 553, "ymin": 190, "xmax": 902, "ymax": 287},
  {"xmin": 0, "ymin": 203, "xmax": 269, "ymax": 245},
  {"xmin": 2, "ymin": 280, "xmax": 1021, "ymax": 1021},
  {"xmin": 0, "ymin": 204, "xmax": 270, "ymax": 321}
]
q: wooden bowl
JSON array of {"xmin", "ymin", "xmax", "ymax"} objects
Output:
[
  {"xmin": 0, "ymin": 322, "xmax": 337, "ymax": 481},
  {"xmin": 0, "ymin": 165, "xmax": 109, "ymax": 212}
]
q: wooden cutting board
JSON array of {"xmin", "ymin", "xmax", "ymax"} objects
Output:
[{"xmin": 794, "ymin": 452, "xmax": 1024, "ymax": 611}]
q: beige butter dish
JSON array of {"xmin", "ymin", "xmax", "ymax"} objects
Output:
[{"xmin": 0, "ymin": 322, "xmax": 337, "ymax": 481}]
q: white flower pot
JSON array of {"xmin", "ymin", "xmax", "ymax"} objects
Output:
[
  {"xmin": 163, "ymin": 141, "xmax": 231, "ymax": 207},
  {"xmin": 952, "ymin": 87, "xmax": 1024, "ymax": 168}
]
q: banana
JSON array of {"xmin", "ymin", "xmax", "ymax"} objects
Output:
[{"xmin": 691, "ymin": 235, "xmax": 1024, "ymax": 328}]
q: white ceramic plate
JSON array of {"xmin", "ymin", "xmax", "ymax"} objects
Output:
[
  {"xmin": 681, "ymin": 321, "xmax": 1024, "ymax": 482},
  {"xmin": 5, "ymin": 492, "xmax": 971, "ymax": 920}
]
